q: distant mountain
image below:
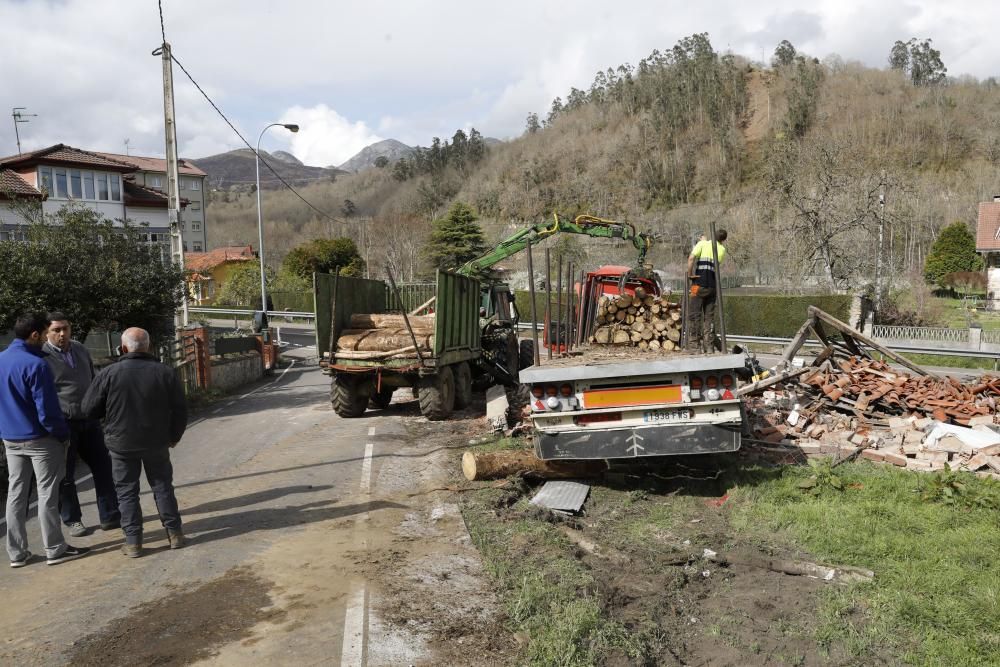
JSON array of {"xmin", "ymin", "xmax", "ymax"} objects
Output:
[
  {"xmin": 190, "ymin": 149, "xmax": 345, "ymax": 190},
  {"xmin": 271, "ymin": 150, "xmax": 303, "ymax": 166},
  {"xmin": 337, "ymin": 139, "xmax": 414, "ymax": 173}
]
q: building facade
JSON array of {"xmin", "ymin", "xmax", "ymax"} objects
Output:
[
  {"xmin": 0, "ymin": 144, "xmax": 208, "ymax": 252},
  {"xmin": 975, "ymin": 196, "xmax": 1000, "ymax": 310}
]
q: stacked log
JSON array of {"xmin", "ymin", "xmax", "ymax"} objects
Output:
[
  {"xmin": 335, "ymin": 313, "xmax": 435, "ymax": 359},
  {"xmin": 590, "ymin": 291, "xmax": 683, "ymax": 352}
]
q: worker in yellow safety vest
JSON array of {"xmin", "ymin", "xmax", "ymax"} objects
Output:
[{"xmin": 686, "ymin": 229, "xmax": 727, "ymax": 353}]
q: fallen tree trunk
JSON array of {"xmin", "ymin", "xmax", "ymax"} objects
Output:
[{"xmin": 462, "ymin": 449, "xmax": 606, "ymax": 481}]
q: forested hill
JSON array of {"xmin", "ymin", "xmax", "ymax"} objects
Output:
[{"xmin": 207, "ymin": 34, "xmax": 1000, "ymax": 290}]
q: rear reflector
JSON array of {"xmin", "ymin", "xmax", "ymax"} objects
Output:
[
  {"xmin": 583, "ymin": 384, "xmax": 682, "ymax": 409},
  {"xmin": 574, "ymin": 412, "xmax": 622, "ymax": 425}
]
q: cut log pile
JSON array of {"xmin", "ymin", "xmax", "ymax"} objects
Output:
[
  {"xmin": 334, "ymin": 313, "xmax": 435, "ymax": 360},
  {"xmin": 590, "ymin": 290, "xmax": 683, "ymax": 352}
]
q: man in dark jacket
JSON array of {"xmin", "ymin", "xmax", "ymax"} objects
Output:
[
  {"xmin": 44, "ymin": 313, "xmax": 120, "ymax": 537},
  {"xmin": 1, "ymin": 312, "xmax": 89, "ymax": 567},
  {"xmin": 83, "ymin": 327, "xmax": 188, "ymax": 557}
]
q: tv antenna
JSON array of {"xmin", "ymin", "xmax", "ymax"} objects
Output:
[
  {"xmin": 11, "ymin": 107, "xmax": 37, "ymax": 155},
  {"xmin": 124, "ymin": 138, "xmax": 131, "ymax": 155}
]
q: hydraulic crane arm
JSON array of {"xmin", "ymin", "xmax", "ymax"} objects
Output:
[{"xmin": 458, "ymin": 213, "xmax": 652, "ymax": 276}]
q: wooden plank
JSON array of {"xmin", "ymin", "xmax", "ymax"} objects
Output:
[{"xmin": 807, "ymin": 306, "xmax": 935, "ymax": 377}]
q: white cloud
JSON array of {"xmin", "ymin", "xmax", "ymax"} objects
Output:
[
  {"xmin": 3, "ymin": 0, "xmax": 1000, "ymax": 161},
  {"xmin": 279, "ymin": 105, "xmax": 382, "ymax": 167}
]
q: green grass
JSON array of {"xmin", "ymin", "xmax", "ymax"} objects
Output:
[
  {"xmin": 729, "ymin": 462, "xmax": 1000, "ymax": 665},
  {"xmin": 893, "ymin": 352, "xmax": 997, "ymax": 371}
]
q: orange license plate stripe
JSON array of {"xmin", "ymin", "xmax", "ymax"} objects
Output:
[{"xmin": 583, "ymin": 385, "xmax": 682, "ymax": 408}]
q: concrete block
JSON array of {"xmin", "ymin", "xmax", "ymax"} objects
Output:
[
  {"xmin": 918, "ymin": 450, "xmax": 950, "ymax": 464},
  {"xmin": 968, "ymin": 415, "xmax": 997, "ymax": 427},
  {"xmin": 903, "ymin": 430, "xmax": 925, "ymax": 445},
  {"xmin": 882, "ymin": 451, "xmax": 909, "ymax": 467},
  {"xmin": 796, "ymin": 441, "xmax": 822, "ymax": 455},
  {"xmin": 861, "ymin": 449, "xmax": 885, "ymax": 462}
]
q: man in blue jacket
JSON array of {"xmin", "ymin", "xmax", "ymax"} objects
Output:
[{"xmin": 1, "ymin": 312, "xmax": 89, "ymax": 567}]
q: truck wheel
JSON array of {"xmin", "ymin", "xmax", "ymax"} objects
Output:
[
  {"xmin": 419, "ymin": 366, "xmax": 455, "ymax": 421},
  {"xmin": 519, "ymin": 339, "xmax": 535, "ymax": 370},
  {"xmin": 369, "ymin": 387, "xmax": 394, "ymax": 409},
  {"xmin": 454, "ymin": 362, "xmax": 473, "ymax": 409},
  {"xmin": 331, "ymin": 374, "xmax": 368, "ymax": 418}
]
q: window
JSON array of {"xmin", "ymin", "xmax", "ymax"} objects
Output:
[
  {"xmin": 151, "ymin": 175, "xmax": 163, "ymax": 189},
  {"xmin": 190, "ymin": 202, "xmax": 201, "ymax": 211},
  {"xmin": 183, "ymin": 242, "xmax": 188, "ymax": 252},
  {"xmin": 83, "ymin": 172, "xmax": 95, "ymax": 199},
  {"xmin": 97, "ymin": 173, "xmax": 109, "ymax": 200},
  {"xmin": 70, "ymin": 170, "xmax": 82, "ymax": 198},
  {"xmin": 190, "ymin": 178, "xmax": 201, "ymax": 191},
  {"xmin": 54, "ymin": 168, "xmax": 68, "ymax": 198},
  {"xmin": 39, "ymin": 166, "xmax": 52, "ymax": 194},
  {"xmin": 193, "ymin": 242, "xmax": 203, "ymax": 251},
  {"xmin": 192, "ymin": 222, "xmax": 202, "ymax": 231},
  {"xmin": 110, "ymin": 174, "xmax": 121, "ymax": 201}
]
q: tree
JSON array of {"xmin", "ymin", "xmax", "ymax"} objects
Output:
[
  {"xmin": 215, "ymin": 261, "xmax": 272, "ymax": 307},
  {"xmin": 283, "ymin": 238, "xmax": 365, "ymax": 280},
  {"xmin": 784, "ymin": 57, "xmax": 825, "ymax": 138},
  {"xmin": 773, "ymin": 40, "xmax": 797, "ymax": 67},
  {"xmin": 467, "ymin": 128, "xmax": 487, "ymax": 164},
  {"xmin": 374, "ymin": 155, "xmax": 390, "ymax": 169},
  {"xmin": 341, "ymin": 198, "xmax": 356, "ymax": 217},
  {"xmin": 545, "ymin": 97, "xmax": 564, "ymax": 126},
  {"xmin": 525, "ymin": 112, "xmax": 541, "ymax": 134},
  {"xmin": 924, "ymin": 222, "xmax": 983, "ymax": 287},
  {"xmin": 0, "ymin": 206, "xmax": 184, "ymax": 341},
  {"xmin": 888, "ymin": 38, "xmax": 946, "ymax": 86},
  {"xmin": 423, "ymin": 202, "xmax": 486, "ymax": 271},
  {"xmin": 889, "ymin": 40, "xmax": 910, "ymax": 71}
]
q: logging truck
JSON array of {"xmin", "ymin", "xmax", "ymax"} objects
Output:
[
  {"xmin": 520, "ymin": 270, "xmax": 747, "ymax": 460},
  {"xmin": 315, "ymin": 270, "xmax": 524, "ymax": 420}
]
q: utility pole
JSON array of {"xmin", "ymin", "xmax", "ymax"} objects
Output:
[
  {"xmin": 11, "ymin": 108, "xmax": 37, "ymax": 155},
  {"xmin": 158, "ymin": 42, "xmax": 189, "ymax": 329},
  {"xmin": 875, "ymin": 169, "xmax": 886, "ymax": 311}
]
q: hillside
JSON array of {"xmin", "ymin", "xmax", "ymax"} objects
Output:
[
  {"xmin": 337, "ymin": 138, "xmax": 414, "ymax": 172},
  {"xmin": 205, "ymin": 34, "xmax": 1000, "ymax": 291},
  {"xmin": 191, "ymin": 149, "xmax": 345, "ymax": 191}
]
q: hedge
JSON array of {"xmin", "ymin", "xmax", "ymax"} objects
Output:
[{"xmin": 514, "ymin": 290, "xmax": 853, "ymax": 338}]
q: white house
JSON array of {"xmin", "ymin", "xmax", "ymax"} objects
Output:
[{"xmin": 0, "ymin": 144, "xmax": 207, "ymax": 252}]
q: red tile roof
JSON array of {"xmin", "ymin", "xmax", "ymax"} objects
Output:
[
  {"xmin": 185, "ymin": 245, "xmax": 256, "ymax": 273},
  {"xmin": 0, "ymin": 169, "xmax": 43, "ymax": 199},
  {"xmin": 0, "ymin": 144, "xmax": 136, "ymax": 172},
  {"xmin": 97, "ymin": 152, "xmax": 207, "ymax": 177},
  {"xmin": 976, "ymin": 201, "xmax": 1000, "ymax": 251}
]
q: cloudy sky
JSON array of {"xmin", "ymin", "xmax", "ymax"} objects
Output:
[{"xmin": 1, "ymin": 0, "xmax": 997, "ymax": 168}]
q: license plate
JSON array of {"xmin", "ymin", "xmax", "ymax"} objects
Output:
[{"xmin": 642, "ymin": 408, "xmax": 693, "ymax": 423}]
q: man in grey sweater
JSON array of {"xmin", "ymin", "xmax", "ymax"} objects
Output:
[{"xmin": 44, "ymin": 313, "xmax": 120, "ymax": 537}]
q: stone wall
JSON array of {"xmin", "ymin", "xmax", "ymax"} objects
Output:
[{"xmin": 210, "ymin": 351, "xmax": 263, "ymax": 393}]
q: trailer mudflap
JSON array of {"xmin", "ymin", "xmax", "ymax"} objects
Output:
[{"xmin": 534, "ymin": 423, "xmax": 741, "ymax": 460}]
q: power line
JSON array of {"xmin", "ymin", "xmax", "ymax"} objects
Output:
[
  {"xmin": 154, "ymin": 4, "xmax": 345, "ymax": 227},
  {"xmin": 167, "ymin": 52, "xmax": 345, "ymax": 226}
]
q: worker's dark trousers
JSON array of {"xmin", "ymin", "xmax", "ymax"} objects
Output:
[
  {"xmin": 59, "ymin": 419, "xmax": 120, "ymax": 526},
  {"xmin": 110, "ymin": 449, "xmax": 181, "ymax": 545},
  {"xmin": 688, "ymin": 287, "xmax": 717, "ymax": 352}
]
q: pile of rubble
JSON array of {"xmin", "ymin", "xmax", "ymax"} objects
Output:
[{"xmin": 742, "ymin": 307, "xmax": 1000, "ymax": 480}]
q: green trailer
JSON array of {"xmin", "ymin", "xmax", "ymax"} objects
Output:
[{"xmin": 315, "ymin": 270, "xmax": 509, "ymax": 420}]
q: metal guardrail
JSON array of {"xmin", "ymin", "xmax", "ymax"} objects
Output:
[
  {"xmin": 189, "ymin": 307, "xmax": 315, "ymax": 320},
  {"xmin": 871, "ymin": 324, "xmax": 969, "ymax": 343}
]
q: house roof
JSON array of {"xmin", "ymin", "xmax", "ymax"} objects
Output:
[
  {"xmin": 0, "ymin": 144, "xmax": 136, "ymax": 172},
  {"xmin": 185, "ymin": 245, "xmax": 256, "ymax": 273},
  {"xmin": 97, "ymin": 152, "xmax": 207, "ymax": 177},
  {"xmin": 976, "ymin": 201, "xmax": 1000, "ymax": 251},
  {"xmin": 0, "ymin": 169, "xmax": 44, "ymax": 200},
  {"xmin": 123, "ymin": 180, "xmax": 191, "ymax": 208}
]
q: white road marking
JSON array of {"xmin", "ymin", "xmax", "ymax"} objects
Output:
[
  {"xmin": 368, "ymin": 426, "xmax": 376, "ymax": 437},
  {"xmin": 340, "ymin": 583, "xmax": 367, "ymax": 666},
  {"xmin": 360, "ymin": 443, "xmax": 374, "ymax": 494}
]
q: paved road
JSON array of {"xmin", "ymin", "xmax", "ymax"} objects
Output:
[{"xmin": 0, "ymin": 347, "xmax": 497, "ymax": 665}]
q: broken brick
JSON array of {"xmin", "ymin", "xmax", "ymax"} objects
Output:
[
  {"xmin": 860, "ymin": 449, "xmax": 885, "ymax": 462},
  {"xmin": 882, "ymin": 451, "xmax": 908, "ymax": 467}
]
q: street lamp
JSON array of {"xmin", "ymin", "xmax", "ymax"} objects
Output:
[{"xmin": 255, "ymin": 122, "xmax": 299, "ymax": 329}]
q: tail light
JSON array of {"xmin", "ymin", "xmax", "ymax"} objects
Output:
[
  {"xmin": 721, "ymin": 374, "xmax": 734, "ymax": 388},
  {"xmin": 574, "ymin": 412, "xmax": 622, "ymax": 425},
  {"xmin": 690, "ymin": 376, "xmax": 703, "ymax": 390},
  {"xmin": 531, "ymin": 386, "xmax": 544, "ymax": 398},
  {"xmin": 545, "ymin": 386, "xmax": 558, "ymax": 397},
  {"xmin": 559, "ymin": 383, "xmax": 573, "ymax": 397},
  {"xmin": 705, "ymin": 375, "xmax": 719, "ymax": 389}
]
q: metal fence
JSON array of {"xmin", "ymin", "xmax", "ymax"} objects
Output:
[
  {"xmin": 982, "ymin": 329, "xmax": 1000, "ymax": 345},
  {"xmin": 158, "ymin": 336, "xmax": 199, "ymax": 395},
  {"xmin": 871, "ymin": 325, "xmax": 970, "ymax": 344},
  {"xmin": 386, "ymin": 282, "xmax": 436, "ymax": 312}
]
